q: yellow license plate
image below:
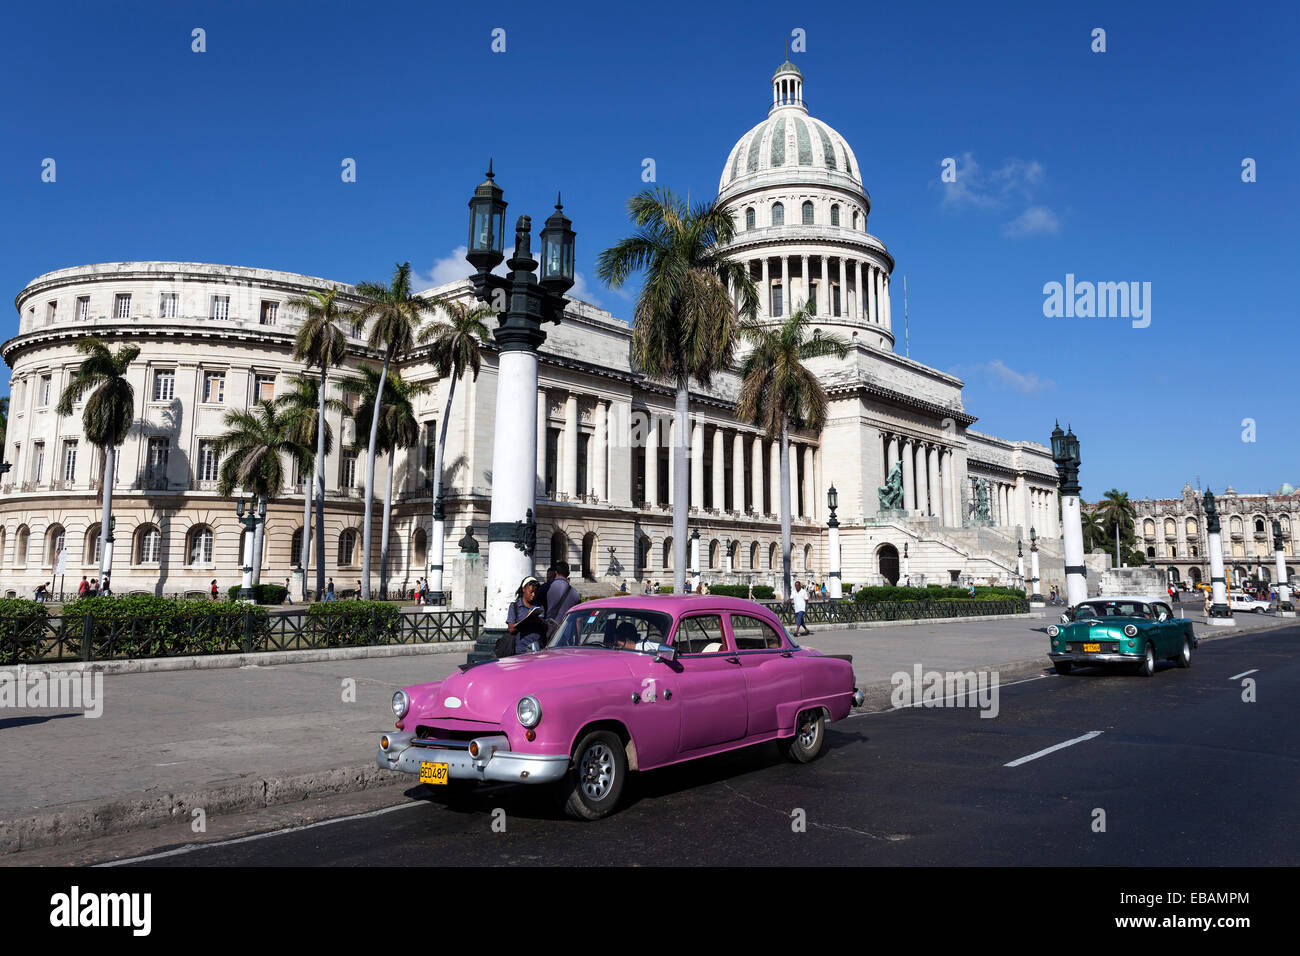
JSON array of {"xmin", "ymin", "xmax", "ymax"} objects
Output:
[
  {"xmin": 419, "ymin": 761, "xmax": 449, "ymax": 785},
  {"xmin": 1083, "ymin": 643, "xmax": 1101, "ymax": 653}
]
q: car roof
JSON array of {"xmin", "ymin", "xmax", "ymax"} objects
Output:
[
  {"xmin": 1081, "ymin": 595, "xmax": 1165, "ymax": 604},
  {"xmin": 577, "ymin": 595, "xmax": 772, "ymax": 611}
]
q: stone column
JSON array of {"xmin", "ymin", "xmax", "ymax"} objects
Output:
[
  {"xmin": 592, "ymin": 400, "xmax": 607, "ymax": 500},
  {"xmin": 609, "ymin": 398, "xmax": 632, "ymax": 507},
  {"xmin": 928, "ymin": 446, "xmax": 941, "ymax": 519},
  {"xmin": 883, "ymin": 275, "xmax": 892, "ymax": 330},
  {"xmin": 711, "ymin": 427, "xmax": 725, "ymax": 510},
  {"xmin": 761, "ymin": 257, "xmax": 770, "ymax": 320},
  {"xmin": 1062, "ymin": 494, "xmax": 1087, "ymax": 606},
  {"xmin": 667, "ymin": 418, "xmax": 675, "ymax": 506},
  {"xmin": 562, "ymin": 392, "xmax": 578, "ymax": 498},
  {"xmin": 867, "ymin": 267, "xmax": 878, "ymax": 323},
  {"xmin": 915, "ymin": 443, "xmax": 929, "ymax": 516},
  {"xmin": 789, "ymin": 441, "xmax": 801, "ymax": 518},
  {"xmin": 855, "ymin": 260, "xmax": 864, "ymax": 320},
  {"xmin": 819, "ymin": 254, "xmax": 830, "ymax": 316},
  {"xmin": 769, "ymin": 441, "xmax": 780, "ymax": 517},
  {"xmin": 950, "ymin": 450, "xmax": 963, "ymax": 527},
  {"xmin": 645, "ymin": 412, "xmax": 659, "ymax": 507},
  {"xmin": 536, "ymin": 391, "xmax": 547, "ymax": 498},
  {"xmin": 828, "ymin": 508, "xmax": 842, "ymax": 599},
  {"xmin": 885, "ymin": 432, "xmax": 899, "ymax": 477},
  {"xmin": 803, "ymin": 444, "xmax": 816, "ymax": 521},
  {"xmin": 751, "ymin": 436, "xmax": 764, "ymax": 514},
  {"xmin": 778, "ymin": 257, "xmax": 788, "ymax": 317},
  {"xmin": 732, "ymin": 432, "xmax": 745, "ymax": 513},
  {"xmin": 1014, "ymin": 475, "xmax": 1027, "ymax": 533},
  {"xmin": 901, "ymin": 439, "xmax": 915, "ymax": 512},
  {"xmin": 939, "ymin": 449, "xmax": 952, "ymax": 525},
  {"xmin": 691, "ymin": 420, "xmax": 705, "ymax": 509},
  {"xmin": 800, "ymin": 255, "xmax": 810, "ymax": 312}
]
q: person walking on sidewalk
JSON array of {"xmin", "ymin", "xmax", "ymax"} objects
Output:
[
  {"xmin": 544, "ymin": 561, "xmax": 581, "ymax": 638},
  {"xmin": 792, "ymin": 580, "xmax": 810, "ymax": 635},
  {"xmin": 210, "ymin": 579, "xmax": 218, "ymax": 601}
]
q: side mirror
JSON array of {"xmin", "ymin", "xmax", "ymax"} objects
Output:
[
  {"xmin": 1060, "ymin": 613, "xmax": 1071, "ymax": 625},
  {"xmin": 1158, "ymin": 611, "xmax": 1169, "ymax": 622},
  {"xmin": 653, "ymin": 643, "xmax": 677, "ymax": 662}
]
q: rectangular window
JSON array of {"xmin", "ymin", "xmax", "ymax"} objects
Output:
[
  {"xmin": 152, "ymin": 369, "xmax": 176, "ymax": 401},
  {"xmin": 203, "ymin": 372, "xmax": 225, "ymax": 403},
  {"xmin": 260, "ymin": 301, "xmax": 278, "ymax": 326},
  {"xmin": 210, "ymin": 295, "xmax": 230, "ymax": 321},
  {"xmin": 140, "ymin": 530, "xmax": 161, "ymax": 563},
  {"xmin": 808, "ymin": 282, "xmax": 818, "ymax": 315},
  {"xmin": 114, "ymin": 294, "xmax": 132, "ymax": 319},
  {"xmin": 351, "ymin": 321, "xmax": 364, "ymax": 340},
  {"xmin": 32, "ymin": 442, "xmax": 45, "ymax": 483},
  {"xmin": 147, "ymin": 437, "xmax": 169, "ymax": 482},
  {"xmin": 76, "ymin": 296, "xmax": 89, "ymax": 321},
  {"xmin": 62, "ymin": 440, "xmax": 77, "ymax": 482},
  {"xmin": 423, "ymin": 426, "xmax": 436, "ymax": 488},
  {"xmin": 342, "ymin": 390, "xmax": 360, "ymax": 416},
  {"xmin": 772, "ymin": 283, "xmax": 784, "ymax": 317},
  {"xmin": 341, "ymin": 453, "xmax": 357, "ymax": 489},
  {"xmin": 159, "ymin": 293, "xmax": 178, "ymax": 318},
  {"xmin": 256, "ymin": 374, "xmax": 276, "ymax": 403},
  {"xmin": 832, "ymin": 284, "xmax": 841, "ymax": 317},
  {"xmin": 45, "ymin": 301, "xmax": 57, "ymax": 325},
  {"xmin": 197, "ymin": 441, "xmax": 220, "ymax": 481},
  {"xmin": 38, "ymin": 375, "xmax": 51, "ymax": 407}
]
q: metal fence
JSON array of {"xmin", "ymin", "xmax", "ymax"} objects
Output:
[
  {"xmin": 759, "ymin": 598, "xmax": 1029, "ymax": 626},
  {"xmin": 0, "ymin": 606, "xmax": 482, "ymax": 665}
]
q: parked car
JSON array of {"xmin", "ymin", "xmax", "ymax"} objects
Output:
[
  {"xmin": 1048, "ymin": 595, "xmax": 1196, "ymax": 677},
  {"xmin": 377, "ymin": 595, "xmax": 863, "ymax": 819},
  {"xmin": 1228, "ymin": 591, "xmax": 1271, "ymax": 613}
]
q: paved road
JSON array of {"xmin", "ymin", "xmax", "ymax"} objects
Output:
[{"xmin": 78, "ymin": 623, "xmax": 1297, "ymax": 867}]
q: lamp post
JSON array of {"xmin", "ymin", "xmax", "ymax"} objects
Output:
[
  {"xmin": 1051, "ymin": 422, "xmax": 1087, "ymax": 606},
  {"xmin": 1017, "ymin": 537, "xmax": 1025, "ymax": 589},
  {"xmin": 463, "ymin": 165, "xmax": 574, "ymax": 663},
  {"xmin": 901, "ymin": 542, "xmax": 910, "ymax": 586},
  {"xmin": 1273, "ymin": 519, "xmax": 1294, "ymax": 616},
  {"xmin": 826, "ymin": 484, "xmax": 842, "ymax": 599},
  {"xmin": 1028, "ymin": 526, "xmax": 1044, "ymax": 607},
  {"xmin": 235, "ymin": 497, "xmax": 259, "ymax": 601},
  {"xmin": 689, "ymin": 528, "xmax": 701, "ymax": 592},
  {"xmin": 1203, "ymin": 490, "xmax": 1233, "ymax": 625}
]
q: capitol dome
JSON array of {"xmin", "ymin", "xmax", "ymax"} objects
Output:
[{"xmin": 718, "ymin": 60, "xmax": 866, "ymax": 205}]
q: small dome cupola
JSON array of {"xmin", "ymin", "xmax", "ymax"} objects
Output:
[{"xmin": 772, "ymin": 58, "xmax": 805, "ymax": 113}]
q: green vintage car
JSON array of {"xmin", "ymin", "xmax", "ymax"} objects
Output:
[{"xmin": 1047, "ymin": 596, "xmax": 1197, "ymax": 677}]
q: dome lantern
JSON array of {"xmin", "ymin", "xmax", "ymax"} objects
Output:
[{"xmin": 772, "ymin": 58, "xmax": 805, "ymax": 112}]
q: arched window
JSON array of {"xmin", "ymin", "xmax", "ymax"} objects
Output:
[
  {"xmin": 801, "ymin": 201, "xmax": 815, "ymax": 225},
  {"xmin": 768, "ymin": 542, "xmax": 778, "ymax": 568},
  {"xmin": 771, "ymin": 203, "xmax": 784, "ymax": 227},
  {"xmin": 1254, "ymin": 518, "xmax": 1265, "ymax": 533},
  {"xmin": 749, "ymin": 541, "xmax": 759, "ymax": 569},
  {"xmin": 662, "ymin": 537, "xmax": 673, "ymax": 571},
  {"xmin": 709, "ymin": 539, "xmax": 719, "ymax": 570},
  {"xmin": 830, "ymin": 204, "xmax": 840, "ymax": 227},
  {"xmin": 0, "ymin": 526, "xmax": 6, "ymax": 568},
  {"xmin": 1142, "ymin": 519, "xmax": 1155, "ymax": 537},
  {"xmin": 85, "ymin": 524, "xmax": 102, "ymax": 565},
  {"xmin": 550, "ymin": 530, "xmax": 567, "ymax": 566},
  {"xmin": 803, "ymin": 544, "xmax": 813, "ymax": 570},
  {"xmin": 338, "ymin": 530, "xmax": 358, "ymax": 567},
  {"xmin": 290, "ymin": 528, "xmax": 305, "ymax": 567},
  {"xmin": 1164, "ymin": 518, "xmax": 1177, "ymax": 537},
  {"xmin": 15, "ymin": 525, "xmax": 29, "ymax": 567},
  {"xmin": 852, "ymin": 210, "xmax": 859, "ymax": 229},
  {"xmin": 744, "ymin": 207, "xmax": 755, "ymax": 230},
  {"xmin": 412, "ymin": 528, "xmax": 427, "ymax": 567},
  {"xmin": 46, "ymin": 524, "xmax": 66, "ymax": 566},
  {"xmin": 1185, "ymin": 518, "xmax": 1198, "ymax": 536},
  {"xmin": 187, "ymin": 525, "xmax": 214, "ymax": 565},
  {"xmin": 135, "ymin": 524, "xmax": 162, "ymax": 564},
  {"xmin": 1146, "ymin": 546, "xmax": 1155, "ymax": 557},
  {"xmin": 1230, "ymin": 516, "xmax": 1243, "ymax": 535}
]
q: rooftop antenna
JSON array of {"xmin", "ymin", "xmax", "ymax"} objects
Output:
[{"xmin": 903, "ymin": 275, "xmax": 910, "ymax": 358}]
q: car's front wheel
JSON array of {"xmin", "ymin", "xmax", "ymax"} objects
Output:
[
  {"xmin": 778, "ymin": 709, "xmax": 825, "ymax": 763},
  {"xmin": 562, "ymin": 730, "xmax": 626, "ymax": 821},
  {"xmin": 1136, "ymin": 642, "xmax": 1156, "ymax": 677},
  {"xmin": 1176, "ymin": 636, "xmax": 1192, "ymax": 668}
]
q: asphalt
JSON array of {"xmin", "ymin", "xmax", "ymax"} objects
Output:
[{"xmin": 0, "ymin": 602, "xmax": 1289, "ymax": 856}]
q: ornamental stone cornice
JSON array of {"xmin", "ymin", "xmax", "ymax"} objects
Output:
[{"xmin": 825, "ymin": 379, "xmax": 976, "ymax": 427}]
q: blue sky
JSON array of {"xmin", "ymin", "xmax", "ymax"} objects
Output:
[{"xmin": 2, "ymin": 0, "xmax": 1296, "ymax": 500}]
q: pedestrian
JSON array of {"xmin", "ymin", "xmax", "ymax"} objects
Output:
[
  {"xmin": 1203, "ymin": 589, "xmax": 1212, "ymax": 617},
  {"xmin": 747, "ymin": 582, "xmax": 754, "ymax": 601},
  {"xmin": 619, "ymin": 579, "xmax": 628, "ymax": 594},
  {"xmin": 701, "ymin": 582, "xmax": 710, "ymax": 595},
  {"xmin": 537, "ymin": 564, "xmax": 557, "ymax": 611},
  {"xmin": 210, "ymin": 578, "xmax": 218, "ymax": 601},
  {"xmin": 684, "ymin": 580, "xmax": 693, "ymax": 594},
  {"xmin": 326, "ymin": 577, "xmax": 335, "ymax": 602},
  {"xmin": 968, "ymin": 582, "xmax": 977, "ymax": 598},
  {"xmin": 283, "ymin": 578, "xmax": 292, "ymax": 605},
  {"xmin": 101, "ymin": 574, "xmax": 112, "ymax": 597},
  {"xmin": 544, "ymin": 560, "xmax": 581, "ymax": 637},
  {"xmin": 356, "ymin": 579, "xmax": 362, "ymax": 600},
  {"xmin": 77, "ymin": 576, "xmax": 89, "ymax": 599},
  {"xmin": 33, "ymin": 582, "xmax": 46, "ymax": 603},
  {"xmin": 792, "ymin": 580, "xmax": 810, "ymax": 635},
  {"xmin": 88, "ymin": 578, "xmax": 99, "ymax": 598},
  {"xmin": 414, "ymin": 578, "xmax": 422, "ymax": 605},
  {"xmin": 504, "ymin": 576, "xmax": 548, "ymax": 656}
]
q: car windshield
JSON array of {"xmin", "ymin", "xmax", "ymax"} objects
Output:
[
  {"xmin": 1076, "ymin": 601, "xmax": 1152, "ymax": 619},
  {"xmin": 548, "ymin": 607, "xmax": 673, "ymax": 652}
]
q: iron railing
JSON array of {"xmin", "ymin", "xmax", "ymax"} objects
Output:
[
  {"xmin": 0, "ymin": 606, "xmax": 481, "ymax": 665},
  {"xmin": 759, "ymin": 598, "xmax": 1029, "ymax": 626}
]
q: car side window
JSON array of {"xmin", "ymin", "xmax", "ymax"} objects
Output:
[
  {"xmin": 673, "ymin": 614, "xmax": 726, "ymax": 654},
  {"xmin": 730, "ymin": 613, "xmax": 784, "ymax": 650}
]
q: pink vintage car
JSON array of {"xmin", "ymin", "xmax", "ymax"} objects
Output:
[{"xmin": 377, "ymin": 595, "xmax": 863, "ymax": 819}]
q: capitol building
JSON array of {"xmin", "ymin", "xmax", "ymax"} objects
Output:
[{"xmin": 0, "ymin": 61, "xmax": 1067, "ymax": 600}]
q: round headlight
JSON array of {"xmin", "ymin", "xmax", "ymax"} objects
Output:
[
  {"xmin": 1047, "ymin": 625, "xmax": 1059, "ymax": 638},
  {"xmin": 1124, "ymin": 624, "xmax": 1138, "ymax": 638},
  {"xmin": 516, "ymin": 695, "xmax": 542, "ymax": 728},
  {"xmin": 392, "ymin": 690, "xmax": 410, "ymax": 720}
]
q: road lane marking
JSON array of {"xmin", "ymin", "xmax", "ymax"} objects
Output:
[
  {"xmin": 1229, "ymin": 669, "xmax": 1258, "ymax": 680},
  {"xmin": 95, "ymin": 800, "xmax": 424, "ymax": 866},
  {"xmin": 1004, "ymin": 731, "xmax": 1103, "ymax": 767},
  {"xmin": 849, "ymin": 674, "xmax": 1048, "ymax": 718}
]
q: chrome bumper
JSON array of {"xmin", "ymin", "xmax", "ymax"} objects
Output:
[
  {"xmin": 1049, "ymin": 651, "xmax": 1135, "ymax": 664},
  {"xmin": 376, "ymin": 732, "xmax": 570, "ymax": 785}
]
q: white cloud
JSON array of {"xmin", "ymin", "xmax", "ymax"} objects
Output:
[
  {"xmin": 413, "ymin": 244, "xmax": 601, "ymax": 306},
  {"xmin": 1002, "ymin": 205, "xmax": 1061, "ymax": 238},
  {"xmin": 953, "ymin": 359, "xmax": 1054, "ymax": 395}
]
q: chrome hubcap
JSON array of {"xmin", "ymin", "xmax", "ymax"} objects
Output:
[
  {"xmin": 798, "ymin": 715, "xmax": 819, "ymax": 750},
  {"xmin": 579, "ymin": 743, "xmax": 615, "ymax": 801},
  {"xmin": 1182, "ymin": 641, "xmax": 1190, "ymax": 662}
]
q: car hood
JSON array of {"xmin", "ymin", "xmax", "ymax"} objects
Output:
[{"xmin": 411, "ymin": 648, "xmax": 636, "ymax": 725}]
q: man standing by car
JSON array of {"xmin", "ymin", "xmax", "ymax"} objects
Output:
[
  {"xmin": 544, "ymin": 560, "xmax": 581, "ymax": 636},
  {"xmin": 792, "ymin": 580, "xmax": 810, "ymax": 635}
]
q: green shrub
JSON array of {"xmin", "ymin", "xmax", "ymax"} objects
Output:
[
  {"xmin": 707, "ymin": 584, "xmax": 776, "ymax": 600},
  {"xmin": 226, "ymin": 583, "xmax": 290, "ymax": 604},
  {"xmin": 305, "ymin": 601, "xmax": 402, "ymax": 646},
  {"xmin": 853, "ymin": 585, "xmax": 1025, "ymax": 604},
  {"xmin": 60, "ymin": 595, "xmax": 270, "ymax": 658},
  {"xmin": 0, "ymin": 599, "xmax": 50, "ymax": 665}
]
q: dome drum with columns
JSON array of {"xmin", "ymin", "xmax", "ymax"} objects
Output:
[{"xmin": 0, "ymin": 60, "xmax": 1067, "ymax": 600}]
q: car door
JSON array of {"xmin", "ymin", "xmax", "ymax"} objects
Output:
[
  {"xmin": 727, "ymin": 612, "xmax": 804, "ymax": 737},
  {"xmin": 666, "ymin": 612, "xmax": 748, "ymax": 753}
]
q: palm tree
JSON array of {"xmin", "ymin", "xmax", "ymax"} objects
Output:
[
  {"xmin": 277, "ymin": 374, "xmax": 344, "ymax": 599},
  {"xmin": 56, "ymin": 338, "xmax": 141, "ymax": 581},
  {"xmin": 1099, "ymin": 488, "xmax": 1137, "ymax": 565},
  {"xmin": 339, "ymin": 367, "xmax": 428, "ymax": 596},
  {"xmin": 351, "ymin": 263, "xmax": 440, "ymax": 598},
  {"xmin": 736, "ymin": 303, "xmax": 848, "ymax": 598},
  {"xmin": 211, "ymin": 401, "xmax": 308, "ymax": 588},
  {"xmin": 597, "ymin": 187, "xmax": 758, "ymax": 591},
  {"xmin": 419, "ymin": 298, "xmax": 492, "ymax": 597},
  {"xmin": 1081, "ymin": 507, "xmax": 1105, "ymax": 553}
]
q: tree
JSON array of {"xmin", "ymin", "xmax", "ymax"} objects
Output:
[
  {"xmin": 56, "ymin": 338, "xmax": 141, "ymax": 581},
  {"xmin": 277, "ymin": 374, "xmax": 344, "ymax": 595},
  {"xmin": 418, "ymin": 298, "xmax": 492, "ymax": 596},
  {"xmin": 351, "ymin": 263, "xmax": 440, "ymax": 598},
  {"xmin": 339, "ymin": 367, "xmax": 428, "ymax": 596},
  {"xmin": 1099, "ymin": 488, "xmax": 1138, "ymax": 566},
  {"xmin": 288, "ymin": 287, "xmax": 350, "ymax": 601},
  {"xmin": 736, "ymin": 303, "xmax": 848, "ymax": 598},
  {"xmin": 211, "ymin": 401, "xmax": 308, "ymax": 588},
  {"xmin": 1081, "ymin": 507, "xmax": 1106, "ymax": 553},
  {"xmin": 597, "ymin": 187, "xmax": 758, "ymax": 591}
]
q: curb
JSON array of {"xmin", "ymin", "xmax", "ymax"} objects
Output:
[{"xmin": 0, "ymin": 640, "xmax": 474, "ymax": 677}]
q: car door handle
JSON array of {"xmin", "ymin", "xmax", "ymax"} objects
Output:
[{"xmin": 725, "ymin": 657, "xmax": 741, "ymax": 665}]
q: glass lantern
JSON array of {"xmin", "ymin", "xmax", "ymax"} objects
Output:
[{"xmin": 539, "ymin": 194, "xmax": 576, "ymax": 294}]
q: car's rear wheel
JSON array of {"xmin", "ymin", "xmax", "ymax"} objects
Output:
[
  {"xmin": 778, "ymin": 709, "xmax": 825, "ymax": 763},
  {"xmin": 1254, "ymin": 606, "xmax": 1264, "ymax": 614},
  {"xmin": 1053, "ymin": 661, "xmax": 1073, "ymax": 675},
  {"xmin": 1136, "ymin": 642, "xmax": 1156, "ymax": 677},
  {"xmin": 1176, "ymin": 636, "xmax": 1192, "ymax": 668},
  {"xmin": 562, "ymin": 730, "xmax": 626, "ymax": 821}
]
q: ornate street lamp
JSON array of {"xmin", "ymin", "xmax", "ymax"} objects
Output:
[
  {"xmin": 826, "ymin": 484, "xmax": 842, "ymax": 599},
  {"xmin": 1051, "ymin": 421, "xmax": 1086, "ymax": 606},
  {"xmin": 1028, "ymin": 526, "xmax": 1044, "ymax": 606},
  {"xmin": 464, "ymin": 165, "xmax": 574, "ymax": 662},
  {"xmin": 1202, "ymin": 490, "xmax": 1233, "ymax": 624},
  {"xmin": 235, "ymin": 497, "xmax": 259, "ymax": 601},
  {"xmin": 1273, "ymin": 518, "xmax": 1294, "ymax": 613}
]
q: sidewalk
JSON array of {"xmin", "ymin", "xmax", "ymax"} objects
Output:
[{"xmin": 0, "ymin": 607, "xmax": 1289, "ymax": 854}]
